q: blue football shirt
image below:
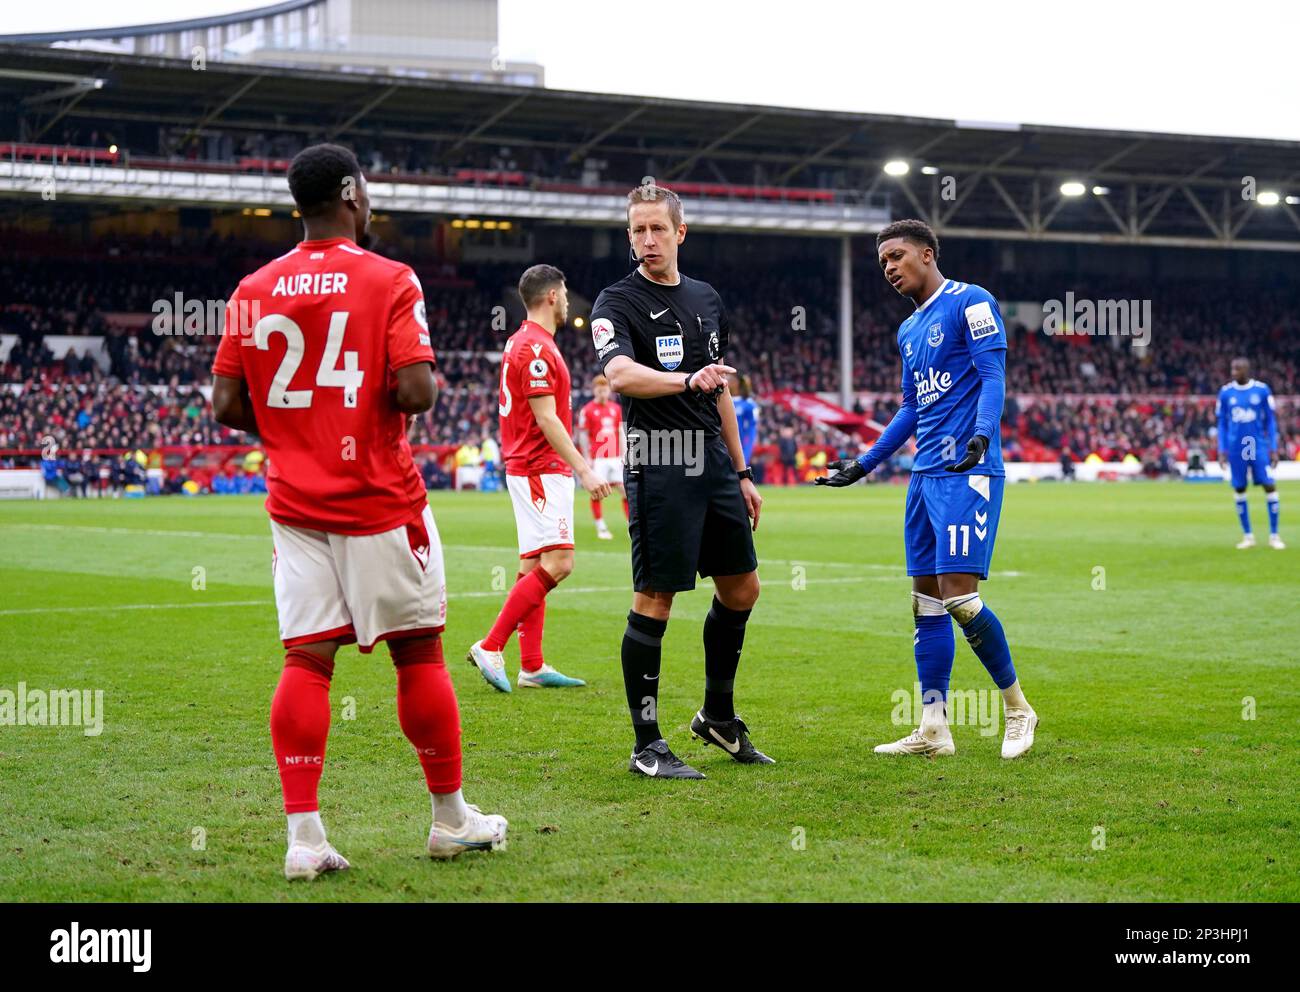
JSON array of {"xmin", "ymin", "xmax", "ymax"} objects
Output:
[
  {"xmin": 1216, "ymin": 379, "xmax": 1277, "ymax": 458},
  {"xmin": 735, "ymin": 396, "xmax": 759, "ymax": 458},
  {"xmin": 896, "ymin": 279, "xmax": 1007, "ymax": 476}
]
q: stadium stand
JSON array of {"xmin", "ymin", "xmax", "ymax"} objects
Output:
[
  {"xmin": 4, "ymin": 227, "xmax": 1295, "ymax": 492},
  {"xmin": 2, "ymin": 45, "xmax": 1297, "ymax": 495}
]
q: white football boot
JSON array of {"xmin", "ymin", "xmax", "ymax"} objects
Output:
[
  {"xmin": 874, "ymin": 714, "xmax": 955, "ymax": 756},
  {"xmin": 467, "ymin": 640, "xmax": 511, "ymax": 693},
  {"xmin": 595, "ymin": 519, "xmax": 613, "ymax": 540},
  {"xmin": 517, "ymin": 663, "xmax": 586, "ymax": 688},
  {"xmin": 284, "ymin": 841, "xmax": 351, "ymax": 881},
  {"xmin": 1001, "ymin": 707, "xmax": 1038, "ymax": 759},
  {"xmin": 1268, "ymin": 534, "xmax": 1285, "ymax": 550},
  {"xmin": 1236, "ymin": 534, "xmax": 1256, "ymax": 549},
  {"xmin": 427, "ymin": 805, "xmax": 508, "ymax": 860}
]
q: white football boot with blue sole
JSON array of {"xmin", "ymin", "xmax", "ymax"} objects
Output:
[
  {"xmin": 518, "ymin": 664, "xmax": 586, "ymax": 688},
  {"xmin": 467, "ymin": 640, "xmax": 511, "ymax": 693}
]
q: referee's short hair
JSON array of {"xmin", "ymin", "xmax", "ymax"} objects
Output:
[
  {"xmin": 876, "ymin": 219, "xmax": 939, "ymax": 259},
  {"xmin": 518, "ymin": 264, "xmax": 566, "ymax": 308},
  {"xmin": 627, "ymin": 181, "xmax": 684, "ymax": 228}
]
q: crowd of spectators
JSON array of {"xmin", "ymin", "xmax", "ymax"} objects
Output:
[
  {"xmin": 4, "ymin": 234, "xmax": 1297, "ymax": 485},
  {"xmin": 7, "ymin": 378, "xmax": 1287, "ymax": 493},
  {"xmin": 7, "ymin": 233, "xmax": 1298, "ymax": 395},
  {"xmin": 1009, "ymin": 395, "xmax": 1216, "ymax": 462},
  {"xmin": 0, "ymin": 382, "xmax": 227, "ymax": 452}
]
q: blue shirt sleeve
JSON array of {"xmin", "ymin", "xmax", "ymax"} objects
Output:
[
  {"xmin": 955, "ymin": 286, "xmax": 1007, "ymax": 446},
  {"xmin": 1264, "ymin": 387, "xmax": 1278, "ymax": 451},
  {"xmin": 961, "ymin": 286, "xmax": 1008, "ymax": 357},
  {"xmin": 1216, "ymin": 389, "xmax": 1228, "ymax": 457},
  {"xmin": 971, "ymin": 348, "xmax": 1006, "ymax": 443},
  {"xmin": 859, "ymin": 365, "xmax": 918, "ymax": 472}
]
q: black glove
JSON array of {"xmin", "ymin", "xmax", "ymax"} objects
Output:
[
  {"xmin": 815, "ymin": 458, "xmax": 868, "ymax": 487},
  {"xmin": 945, "ymin": 435, "xmax": 989, "ymax": 473}
]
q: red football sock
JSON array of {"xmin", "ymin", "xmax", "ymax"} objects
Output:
[
  {"xmin": 516, "ymin": 571, "xmax": 547, "ymax": 673},
  {"xmin": 270, "ymin": 648, "xmax": 334, "ymax": 814},
  {"xmin": 391, "ymin": 636, "xmax": 462, "ymax": 793},
  {"xmin": 591, "ymin": 498, "xmax": 603, "ymax": 521},
  {"xmin": 622, "ymin": 496, "xmax": 630, "ymax": 520},
  {"xmin": 482, "ymin": 566, "xmax": 556, "ymax": 651}
]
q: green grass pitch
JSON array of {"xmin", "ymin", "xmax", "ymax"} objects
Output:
[{"xmin": 0, "ymin": 481, "xmax": 1295, "ymax": 902}]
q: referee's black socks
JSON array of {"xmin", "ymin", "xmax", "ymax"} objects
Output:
[
  {"xmin": 703, "ymin": 596, "xmax": 751, "ymax": 721},
  {"xmin": 622, "ymin": 611, "xmax": 667, "ymax": 749}
]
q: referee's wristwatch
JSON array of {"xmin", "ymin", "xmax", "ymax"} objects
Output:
[{"xmin": 736, "ymin": 466, "xmax": 754, "ymax": 482}]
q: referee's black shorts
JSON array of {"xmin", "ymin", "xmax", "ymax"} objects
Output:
[{"xmin": 625, "ymin": 434, "xmax": 758, "ymax": 592}]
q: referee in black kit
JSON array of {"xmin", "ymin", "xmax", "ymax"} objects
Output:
[{"xmin": 589, "ymin": 182, "xmax": 773, "ymax": 779}]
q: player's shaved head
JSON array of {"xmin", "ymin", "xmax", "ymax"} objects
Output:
[
  {"xmin": 518, "ymin": 264, "xmax": 566, "ymax": 308},
  {"xmin": 876, "ymin": 219, "xmax": 939, "ymax": 259},
  {"xmin": 288, "ymin": 143, "xmax": 363, "ymax": 218}
]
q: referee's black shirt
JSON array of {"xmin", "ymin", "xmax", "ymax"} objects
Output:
[{"xmin": 589, "ymin": 268, "xmax": 731, "ymax": 436}]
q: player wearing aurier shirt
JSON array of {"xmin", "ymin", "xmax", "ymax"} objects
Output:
[
  {"xmin": 818, "ymin": 219, "xmax": 1038, "ymax": 760},
  {"xmin": 589, "ymin": 182, "xmax": 773, "ymax": 780}
]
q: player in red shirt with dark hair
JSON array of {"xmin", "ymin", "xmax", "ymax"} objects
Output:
[
  {"xmin": 211, "ymin": 143, "xmax": 506, "ymax": 881},
  {"xmin": 467, "ymin": 264, "xmax": 611, "ymax": 691},
  {"xmin": 577, "ymin": 374, "xmax": 629, "ymax": 539}
]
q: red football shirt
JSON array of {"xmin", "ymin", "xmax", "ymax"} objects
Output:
[
  {"xmin": 579, "ymin": 399, "xmax": 622, "ymax": 460},
  {"xmin": 211, "ymin": 237, "xmax": 435, "ymax": 535},
  {"xmin": 499, "ymin": 320, "xmax": 572, "ymax": 477}
]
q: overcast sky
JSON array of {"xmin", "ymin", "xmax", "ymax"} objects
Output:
[{"xmin": 8, "ymin": 0, "xmax": 1299, "ymax": 141}]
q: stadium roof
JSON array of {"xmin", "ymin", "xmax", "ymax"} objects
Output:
[
  {"xmin": 0, "ymin": 1, "xmax": 317, "ymax": 42},
  {"xmin": 3, "ymin": 44, "xmax": 1299, "ymax": 250}
]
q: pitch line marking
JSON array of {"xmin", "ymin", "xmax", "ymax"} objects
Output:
[
  {"xmin": 6, "ymin": 525, "xmax": 1023, "ymax": 577},
  {"xmin": 0, "ymin": 575, "xmax": 934, "ymax": 618}
]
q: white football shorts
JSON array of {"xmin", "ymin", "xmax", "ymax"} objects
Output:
[
  {"xmin": 270, "ymin": 505, "xmax": 447, "ymax": 652},
  {"xmin": 506, "ymin": 473, "xmax": 575, "ymax": 557},
  {"xmin": 591, "ymin": 456, "xmax": 624, "ymax": 486}
]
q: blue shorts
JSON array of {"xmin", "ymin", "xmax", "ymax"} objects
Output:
[
  {"xmin": 1228, "ymin": 452, "xmax": 1273, "ymax": 489},
  {"xmin": 904, "ymin": 473, "xmax": 1005, "ymax": 579}
]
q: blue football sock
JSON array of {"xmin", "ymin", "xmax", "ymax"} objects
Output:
[
  {"xmin": 914, "ymin": 614, "xmax": 954, "ymax": 704},
  {"xmin": 1267, "ymin": 493, "xmax": 1279, "ymax": 535},
  {"xmin": 952, "ymin": 600, "xmax": 1017, "ymax": 690},
  {"xmin": 1235, "ymin": 494, "xmax": 1252, "ymax": 535}
]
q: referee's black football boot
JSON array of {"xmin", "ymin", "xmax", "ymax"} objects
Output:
[
  {"xmin": 690, "ymin": 710, "xmax": 776, "ymax": 764},
  {"xmin": 628, "ymin": 738, "xmax": 705, "ymax": 779}
]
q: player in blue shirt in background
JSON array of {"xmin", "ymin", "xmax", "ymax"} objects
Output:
[
  {"xmin": 730, "ymin": 373, "xmax": 759, "ymax": 469},
  {"xmin": 817, "ymin": 219, "xmax": 1036, "ymax": 759},
  {"xmin": 1217, "ymin": 358, "xmax": 1284, "ymax": 550}
]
